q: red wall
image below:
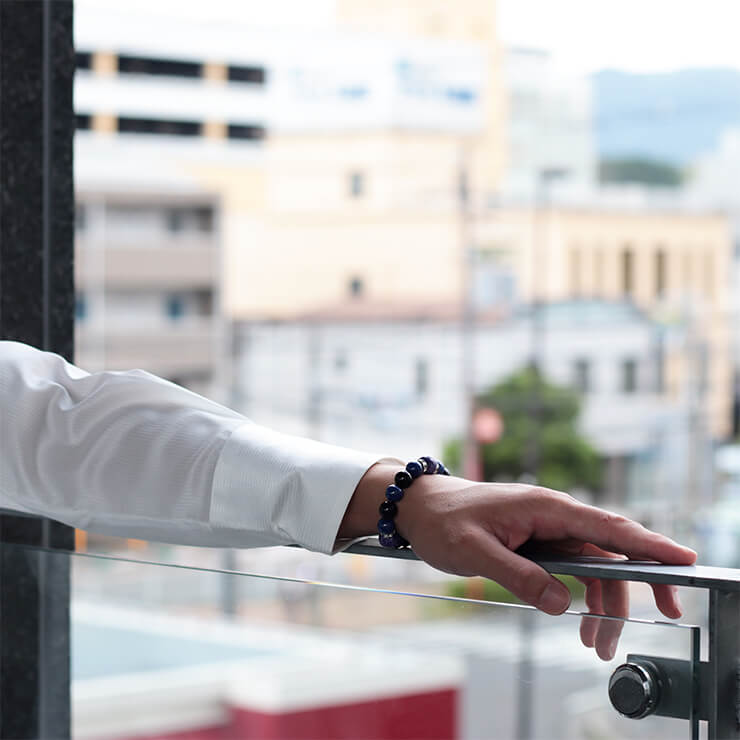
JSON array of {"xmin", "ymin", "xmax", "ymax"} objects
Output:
[
  {"xmin": 230, "ymin": 688, "xmax": 457, "ymax": 739},
  {"xmin": 115, "ymin": 687, "xmax": 457, "ymax": 740}
]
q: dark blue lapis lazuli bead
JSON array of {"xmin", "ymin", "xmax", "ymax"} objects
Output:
[
  {"xmin": 405, "ymin": 460, "xmax": 423, "ymax": 479},
  {"xmin": 438, "ymin": 464, "xmax": 450, "ymax": 476},
  {"xmin": 379, "ymin": 500, "xmax": 397, "ymax": 519},
  {"xmin": 378, "ymin": 518, "xmax": 395, "ymax": 535},
  {"xmin": 379, "ymin": 532, "xmax": 403, "ymax": 548},
  {"xmin": 420, "ymin": 455, "xmax": 438, "ymax": 474},
  {"xmin": 394, "ymin": 470, "xmax": 413, "ymax": 489},
  {"xmin": 386, "ymin": 484, "xmax": 404, "ymax": 502}
]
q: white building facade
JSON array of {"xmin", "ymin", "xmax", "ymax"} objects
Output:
[{"xmin": 233, "ymin": 300, "xmax": 694, "ymax": 513}]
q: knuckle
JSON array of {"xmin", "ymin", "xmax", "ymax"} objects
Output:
[
  {"xmin": 528, "ymin": 486, "xmax": 550, "ymax": 501},
  {"xmin": 599, "ymin": 510, "xmax": 629, "ymax": 529}
]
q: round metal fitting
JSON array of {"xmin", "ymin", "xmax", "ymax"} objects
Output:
[{"xmin": 608, "ymin": 662, "xmax": 661, "ymax": 719}]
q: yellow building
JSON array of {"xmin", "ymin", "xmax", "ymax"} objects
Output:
[{"xmin": 73, "ymin": 0, "xmax": 734, "ymax": 440}]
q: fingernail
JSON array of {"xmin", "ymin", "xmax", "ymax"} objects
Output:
[
  {"xmin": 539, "ymin": 583, "xmax": 570, "ymax": 614},
  {"xmin": 674, "ymin": 589, "xmax": 684, "ymax": 617},
  {"xmin": 608, "ymin": 638, "xmax": 618, "ymax": 660}
]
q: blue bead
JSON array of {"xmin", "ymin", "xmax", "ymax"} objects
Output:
[
  {"xmin": 386, "ymin": 484, "xmax": 404, "ymax": 502},
  {"xmin": 378, "ymin": 518, "xmax": 395, "ymax": 535},
  {"xmin": 438, "ymin": 464, "xmax": 449, "ymax": 476},
  {"xmin": 394, "ymin": 470, "xmax": 413, "ymax": 489},
  {"xmin": 379, "ymin": 500, "xmax": 397, "ymax": 519},
  {"xmin": 405, "ymin": 460, "xmax": 423, "ymax": 479},
  {"xmin": 379, "ymin": 532, "xmax": 405, "ymax": 548},
  {"xmin": 420, "ymin": 456, "xmax": 438, "ymax": 474}
]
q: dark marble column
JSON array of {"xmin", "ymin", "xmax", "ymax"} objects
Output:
[{"xmin": 0, "ymin": 1, "xmax": 75, "ymax": 737}]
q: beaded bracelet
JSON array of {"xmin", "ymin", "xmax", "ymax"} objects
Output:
[{"xmin": 378, "ymin": 456, "xmax": 449, "ymax": 549}]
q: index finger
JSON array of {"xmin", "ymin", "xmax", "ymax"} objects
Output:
[{"xmin": 540, "ymin": 499, "xmax": 697, "ymax": 565}]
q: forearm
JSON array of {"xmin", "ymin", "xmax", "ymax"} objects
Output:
[{"xmin": 0, "ymin": 341, "xmax": 384, "ymax": 552}]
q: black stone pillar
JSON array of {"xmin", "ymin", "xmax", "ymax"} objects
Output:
[{"xmin": 0, "ymin": 1, "xmax": 75, "ymax": 737}]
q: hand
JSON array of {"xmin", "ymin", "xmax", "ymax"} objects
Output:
[{"xmin": 341, "ymin": 465, "xmax": 696, "ymax": 660}]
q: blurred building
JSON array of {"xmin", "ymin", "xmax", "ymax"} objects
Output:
[
  {"xmin": 686, "ymin": 127, "xmax": 740, "ymax": 437},
  {"xmin": 74, "ymin": 190, "xmax": 222, "ymax": 395},
  {"xmin": 475, "ymin": 205, "xmax": 732, "ymax": 439},
  {"xmin": 73, "ymin": 0, "xmax": 502, "ymax": 397},
  {"xmin": 502, "ymin": 47, "xmax": 596, "ymax": 202},
  {"xmin": 73, "ymin": 0, "xmax": 733, "ymax": 442},
  {"xmin": 233, "ymin": 299, "xmax": 694, "ymax": 509}
]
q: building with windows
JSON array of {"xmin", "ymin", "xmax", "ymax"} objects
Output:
[
  {"xmin": 73, "ymin": 0, "xmax": 733, "ymax": 440},
  {"xmin": 232, "ymin": 299, "xmax": 697, "ymax": 510},
  {"xmin": 686, "ymin": 127, "xmax": 740, "ymax": 437}
]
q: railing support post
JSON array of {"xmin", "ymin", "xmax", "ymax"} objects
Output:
[{"xmin": 708, "ymin": 589, "xmax": 740, "ymax": 740}]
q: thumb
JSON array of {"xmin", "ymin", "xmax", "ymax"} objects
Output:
[{"xmin": 476, "ymin": 535, "xmax": 572, "ymax": 615}]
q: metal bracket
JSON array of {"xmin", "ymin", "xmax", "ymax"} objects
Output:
[{"xmin": 612, "ymin": 654, "xmax": 704, "ymax": 722}]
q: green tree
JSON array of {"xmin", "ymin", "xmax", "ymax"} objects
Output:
[
  {"xmin": 444, "ymin": 367, "xmax": 603, "ymax": 494},
  {"xmin": 598, "ymin": 157, "xmax": 684, "ymax": 187}
]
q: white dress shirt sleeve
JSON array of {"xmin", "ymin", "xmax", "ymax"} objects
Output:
[{"xmin": 0, "ymin": 341, "xmax": 390, "ymax": 554}]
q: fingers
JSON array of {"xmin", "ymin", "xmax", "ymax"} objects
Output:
[
  {"xmin": 579, "ymin": 577, "xmax": 601, "ymax": 648},
  {"xmin": 594, "ymin": 579, "xmax": 627, "ymax": 661},
  {"xmin": 651, "ymin": 583, "xmax": 683, "ymax": 619},
  {"xmin": 539, "ymin": 496, "xmax": 697, "ymax": 565},
  {"xmin": 471, "ymin": 533, "xmax": 572, "ymax": 615},
  {"xmin": 577, "ymin": 578, "xmax": 627, "ymax": 661}
]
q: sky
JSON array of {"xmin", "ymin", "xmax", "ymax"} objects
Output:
[
  {"xmin": 78, "ymin": 0, "xmax": 740, "ymax": 75},
  {"xmin": 498, "ymin": 0, "xmax": 740, "ymax": 74}
]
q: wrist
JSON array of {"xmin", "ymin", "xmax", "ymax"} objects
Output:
[{"xmin": 339, "ymin": 462, "xmax": 400, "ymax": 540}]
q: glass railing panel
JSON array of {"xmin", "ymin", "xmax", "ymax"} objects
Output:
[
  {"xmin": 32, "ymin": 546, "xmax": 698, "ymax": 740},
  {"xmin": 2, "ymin": 542, "xmax": 704, "ymax": 739}
]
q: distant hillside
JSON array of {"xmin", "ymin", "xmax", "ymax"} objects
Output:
[{"xmin": 594, "ymin": 68, "xmax": 740, "ymax": 165}]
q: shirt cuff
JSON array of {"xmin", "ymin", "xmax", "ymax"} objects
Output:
[{"xmin": 209, "ymin": 421, "xmax": 394, "ymax": 554}]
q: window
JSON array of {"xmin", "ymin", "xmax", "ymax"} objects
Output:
[
  {"xmin": 349, "ymin": 171, "xmax": 365, "ymax": 198},
  {"xmin": 227, "ymin": 65, "xmax": 265, "ymax": 84},
  {"xmin": 75, "ymin": 114, "xmax": 91, "ymax": 131},
  {"xmin": 621, "ymin": 247, "xmax": 634, "ymax": 296},
  {"xmin": 704, "ymin": 251, "xmax": 714, "ymax": 298},
  {"xmin": 75, "ymin": 294, "xmax": 88, "ymax": 321},
  {"xmin": 415, "ymin": 358, "xmax": 429, "ymax": 397},
  {"xmin": 334, "ymin": 349, "xmax": 348, "ymax": 372},
  {"xmin": 118, "ymin": 54, "xmax": 202, "ymax": 78},
  {"xmin": 166, "ymin": 206, "xmax": 214, "ymax": 234},
  {"xmin": 593, "ymin": 248, "xmax": 604, "ymax": 295},
  {"xmin": 654, "ymin": 333, "xmax": 666, "ymax": 393},
  {"xmin": 194, "ymin": 290, "xmax": 213, "ymax": 316},
  {"xmin": 227, "ymin": 124, "xmax": 266, "ymax": 141},
  {"xmin": 75, "ymin": 204, "xmax": 86, "ymax": 232},
  {"xmin": 682, "ymin": 250, "xmax": 693, "ymax": 293},
  {"xmin": 573, "ymin": 358, "xmax": 591, "ymax": 393},
  {"xmin": 621, "ymin": 358, "xmax": 638, "ymax": 393},
  {"xmin": 655, "ymin": 248, "xmax": 666, "ymax": 298},
  {"xmin": 348, "ymin": 276, "xmax": 364, "ymax": 297},
  {"xmin": 165, "ymin": 295, "xmax": 185, "ymax": 320},
  {"xmin": 118, "ymin": 117, "xmax": 200, "ymax": 137},
  {"xmin": 697, "ymin": 342, "xmax": 709, "ymax": 392},
  {"xmin": 75, "ymin": 51, "xmax": 92, "ymax": 70},
  {"xmin": 569, "ymin": 246, "xmax": 581, "ymax": 297}
]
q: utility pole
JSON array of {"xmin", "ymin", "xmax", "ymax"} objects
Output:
[
  {"xmin": 517, "ymin": 167, "xmax": 568, "ymax": 740},
  {"xmin": 459, "ymin": 145, "xmax": 479, "ymax": 480},
  {"xmin": 524, "ymin": 168, "xmax": 568, "ymax": 480},
  {"xmin": 307, "ymin": 323, "xmax": 323, "ymax": 441}
]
